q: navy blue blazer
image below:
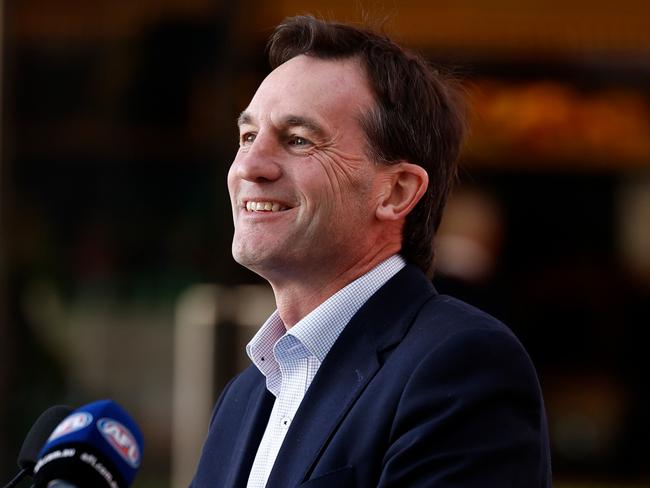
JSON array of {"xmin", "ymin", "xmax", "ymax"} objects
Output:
[{"xmin": 191, "ymin": 265, "xmax": 551, "ymax": 487}]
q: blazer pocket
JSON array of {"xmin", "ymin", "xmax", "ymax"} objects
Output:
[{"xmin": 298, "ymin": 466, "xmax": 355, "ymax": 487}]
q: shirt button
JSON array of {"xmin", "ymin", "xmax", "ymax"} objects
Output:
[{"xmin": 280, "ymin": 417, "xmax": 291, "ymax": 428}]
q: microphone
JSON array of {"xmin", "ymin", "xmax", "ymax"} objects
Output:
[
  {"xmin": 32, "ymin": 399, "xmax": 144, "ymax": 488},
  {"xmin": 2, "ymin": 405, "xmax": 73, "ymax": 488}
]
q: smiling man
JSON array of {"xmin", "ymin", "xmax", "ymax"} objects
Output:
[{"xmin": 192, "ymin": 16, "xmax": 551, "ymax": 488}]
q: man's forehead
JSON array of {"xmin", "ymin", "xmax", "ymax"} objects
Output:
[{"xmin": 242, "ymin": 55, "xmax": 374, "ymax": 124}]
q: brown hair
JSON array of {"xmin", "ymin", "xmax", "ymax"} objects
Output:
[{"xmin": 268, "ymin": 16, "xmax": 466, "ymax": 275}]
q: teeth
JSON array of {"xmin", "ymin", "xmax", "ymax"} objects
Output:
[{"xmin": 245, "ymin": 201, "xmax": 286, "ymax": 212}]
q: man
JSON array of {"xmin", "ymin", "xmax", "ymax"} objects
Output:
[{"xmin": 192, "ymin": 15, "xmax": 551, "ymax": 488}]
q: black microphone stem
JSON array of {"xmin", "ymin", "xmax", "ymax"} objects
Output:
[{"xmin": 2, "ymin": 468, "xmax": 28, "ymax": 488}]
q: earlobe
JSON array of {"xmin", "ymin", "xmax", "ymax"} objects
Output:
[{"xmin": 376, "ymin": 163, "xmax": 429, "ymax": 221}]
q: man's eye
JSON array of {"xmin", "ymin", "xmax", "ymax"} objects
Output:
[
  {"xmin": 288, "ymin": 136, "xmax": 310, "ymax": 147},
  {"xmin": 240, "ymin": 133, "xmax": 256, "ymax": 145}
]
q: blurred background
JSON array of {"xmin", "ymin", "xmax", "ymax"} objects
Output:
[{"xmin": 1, "ymin": 0, "xmax": 649, "ymax": 486}]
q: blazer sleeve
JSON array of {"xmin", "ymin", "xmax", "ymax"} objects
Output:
[{"xmin": 378, "ymin": 328, "xmax": 551, "ymax": 488}]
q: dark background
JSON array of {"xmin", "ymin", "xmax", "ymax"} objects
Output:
[{"xmin": 1, "ymin": 1, "xmax": 649, "ymax": 486}]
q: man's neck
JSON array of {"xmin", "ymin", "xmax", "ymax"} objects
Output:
[{"xmin": 269, "ymin": 248, "xmax": 398, "ymax": 328}]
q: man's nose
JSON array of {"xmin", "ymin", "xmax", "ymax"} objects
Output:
[{"xmin": 234, "ymin": 136, "xmax": 282, "ymax": 183}]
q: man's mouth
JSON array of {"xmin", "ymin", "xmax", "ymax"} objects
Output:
[{"xmin": 244, "ymin": 200, "xmax": 289, "ymax": 212}]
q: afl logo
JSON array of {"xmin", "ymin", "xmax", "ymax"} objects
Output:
[
  {"xmin": 97, "ymin": 418, "xmax": 141, "ymax": 468},
  {"xmin": 48, "ymin": 412, "xmax": 93, "ymax": 442}
]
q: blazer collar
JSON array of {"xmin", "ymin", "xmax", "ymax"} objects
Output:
[{"xmin": 266, "ymin": 264, "xmax": 436, "ymax": 487}]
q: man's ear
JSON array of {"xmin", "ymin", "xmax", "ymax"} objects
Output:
[{"xmin": 376, "ymin": 162, "xmax": 429, "ymax": 221}]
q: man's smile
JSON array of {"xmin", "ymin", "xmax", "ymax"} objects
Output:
[{"xmin": 244, "ymin": 200, "xmax": 290, "ymax": 212}]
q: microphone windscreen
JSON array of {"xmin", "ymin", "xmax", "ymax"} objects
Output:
[
  {"xmin": 33, "ymin": 399, "xmax": 144, "ymax": 488},
  {"xmin": 18, "ymin": 405, "xmax": 74, "ymax": 472}
]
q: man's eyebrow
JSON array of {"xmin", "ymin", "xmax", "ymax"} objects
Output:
[
  {"xmin": 280, "ymin": 115, "xmax": 326, "ymax": 138},
  {"xmin": 237, "ymin": 111, "xmax": 253, "ymax": 127},
  {"xmin": 237, "ymin": 111, "xmax": 326, "ymax": 138}
]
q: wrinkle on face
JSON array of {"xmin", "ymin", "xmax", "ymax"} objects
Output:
[{"xmin": 307, "ymin": 127, "xmax": 372, "ymax": 193}]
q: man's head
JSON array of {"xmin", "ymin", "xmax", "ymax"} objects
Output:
[
  {"xmin": 267, "ymin": 16, "xmax": 466, "ymax": 275},
  {"xmin": 228, "ymin": 16, "xmax": 465, "ymax": 284}
]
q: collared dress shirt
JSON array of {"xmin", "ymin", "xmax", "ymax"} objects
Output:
[{"xmin": 245, "ymin": 255, "xmax": 406, "ymax": 488}]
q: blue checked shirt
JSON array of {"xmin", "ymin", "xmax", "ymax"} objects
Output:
[{"xmin": 245, "ymin": 255, "xmax": 406, "ymax": 488}]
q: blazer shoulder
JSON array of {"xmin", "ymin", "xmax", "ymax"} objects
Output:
[
  {"xmin": 399, "ymin": 293, "xmax": 538, "ymax": 383},
  {"xmin": 417, "ymin": 293, "xmax": 518, "ymax": 339}
]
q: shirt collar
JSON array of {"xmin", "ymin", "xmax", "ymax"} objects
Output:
[
  {"xmin": 246, "ymin": 255, "xmax": 406, "ymax": 379},
  {"xmin": 247, "ymin": 311, "xmax": 284, "ymax": 377},
  {"xmin": 289, "ymin": 254, "xmax": 405, "ymax": 362}
]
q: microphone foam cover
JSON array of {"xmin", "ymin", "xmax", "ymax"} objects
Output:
[
  {"xmin": 33, "ymin": 400, "xmax": 144, "ymax": 488},
  {"xmin": 18, "ymin": 405, "xmax": 74, "ymax": 472}
]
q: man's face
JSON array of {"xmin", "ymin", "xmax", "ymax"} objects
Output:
[{"xmin": 228, "ymin": 55, "xmax": 384, "ymax": 281}]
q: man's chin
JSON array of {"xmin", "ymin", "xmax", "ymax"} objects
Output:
[{"xmin": 232, "ymin": 247, "xmax": 283, "ymax": 274}]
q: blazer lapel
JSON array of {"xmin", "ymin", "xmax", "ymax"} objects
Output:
[
  {"xmin": 265, "ymin": 265, "xmax": 436, "ymax": 487},
  {"xmin": 226, "ymin": 377, "xmax": 275, "ymax": 488}
]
